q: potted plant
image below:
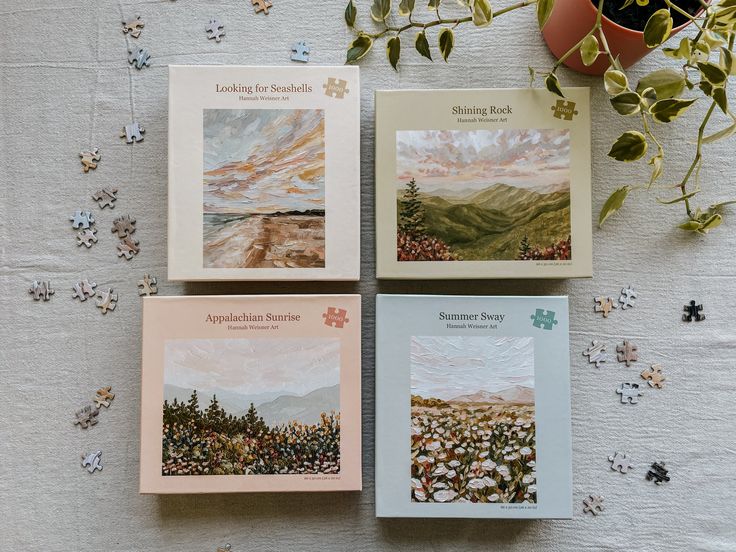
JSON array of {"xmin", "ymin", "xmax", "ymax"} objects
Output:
[
  {"xmin": 543, "ymin": 0, "xmax": 705, "ymax": 74},
  {"xmin": 344, "ymin": 0, "xmax": 736, "ymax": 234}
]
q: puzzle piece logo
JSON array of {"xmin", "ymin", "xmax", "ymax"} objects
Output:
[
  {"xmin": 323, "ymin": 78, "xmax": 350, "ymax": 99},
  {"xmin": 551, "ymin": 100, "xmax": 578, "ymax": 121},
  {"xmin": 323, "ymin": 307, "xmax": 350, "ymax": 328},
  {"xmin": 530, "ymin": 309, "xmax": 558, "ymax": 330}
]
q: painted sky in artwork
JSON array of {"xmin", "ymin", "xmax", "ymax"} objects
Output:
[
  {"xmin": 410, "ymin": 336, "xmax": 534, "ymax": 400},
  {"xmin": 203, "ymin": 109, "xmax": 325, "ymax": 214},
  {"xmin": 396, "ymin": 129, "xmax": 570, "ymax": 193},
  {"xmin": 164, "ymin": 338, "xmax": 339, "ymax": 397}
]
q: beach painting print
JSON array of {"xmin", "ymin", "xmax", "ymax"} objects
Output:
[
  {"xmin": 410, "ymin": 335, "xmax": 536, "ymax": 504},
  {"xmin": 396, "ymin": 129, "xmax": 571, "ymax": 262},
  {"xmin": 203, "ymin": 109, "xmax": 325, "ymax": 269},
  {"xmin": 162, "ymin": 337, "xmax": 340, "ymax": 476}
]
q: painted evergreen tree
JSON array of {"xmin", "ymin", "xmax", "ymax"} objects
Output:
[
  {"xmin": 518, "ymin": 235, "xmax": 531, "ymax": 260},
  {"xmin": 398, "ymin": 178, "xmax": 426, "ymax": 235},
  {"xmin": 244, "ymin": 403, "xmax": 268, "ymax": 437}
]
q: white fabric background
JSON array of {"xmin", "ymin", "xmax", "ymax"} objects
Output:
[{"xmin": 1, "ymin": 1, "xmax": 734, "ymax": 551}]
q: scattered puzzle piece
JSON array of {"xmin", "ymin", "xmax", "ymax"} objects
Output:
[
  {"xmin": 646, "ymin": 462, "xmax": 670, "ymax": 484},
  {"xmin": 608, "ymin": 451, "xmax": 634, "ymax": 473},
  {"xmin": 583, "ymin": 340, "xmax": 607, "ymax": 368},
  {"xmin": 111, "ymin": 214, "xmax": 136, "ymax": 238},
  {"xmin": 582, "ymin": 494, "xmax": 604, "ymax": 515},
  {"xmin": 121, "ymin": 122, "xmax": 144, "ymax": 143},
  {"xmin": 551, "ymin": 100, "xmax": 578, "ymax": 120},
  {"xmin": 323, "ymin": 307, "xmax": 350, "ymax": 328},
  {"xmin": 117, "ymin": 236, "xmax": 140, "ymax": 260},
  {"xmin": 618, "ymin": 285, "xmax": 637, "ymax": 309},
  {"xmin": 29, "ymin": 280, "xmax": 54, "ymax": 301},
  {"xmin": 81, "ymin": 450, "xmax": 103, "ymax": 473},
  {"xmin": 122, "ymin": 15, "xmax": 144, "ymax": 38},
  {"xmin": 70, "ymin": 210, "xmax": 95, "ymax": 229},
  {"xmin": 216, "ymin": 545, "xmax": 231, "ymax": 552},
  {"xmin": 616, "ymin": 339, "xmax": 639, "ymax": 366},
  {"xmin": 72, "ymin": 279, "xmax": 97, "ymax": 302},
  {"xmin": 252, "ymin": 0, "xmax": 272, "ymax": 14},
  {"xmin": 291, "ymin": 41, "xmax": 310, "ymax": 62},
  {"xmin": 76, "ymin": 228, "xmax": 98, "ymax": 248},
  {"xmin": 205, "ymin": 18, "xmax": 225, "ymax": 41},
  {"xmin": 616, "ymin": 383, "xmax": 643, "ymax": 404},
  {"xmin": 137, "ymin": 274, "xmax": 158, "ymax": 296},
  {"xmin": 92, "ymin": 188, "xmax": 118, "ymax": 209},
  {"xmin": 79, "ymin": 148, "xmax": 100, "ymax": 172},
  {"xmin": 94, "ymin": 386, "xmax": 115, "ymax": 408},
  {"xmin": 323, "ymin": 77, "xmax": 349, "ymax": 99},
  {"xmin": 128, "ymin": 47, "xmax": 151, "ymax": 69},
  {"xmin": 641, "ymin": 364, "xmax": 665, "ymax": 388},
  {"xmin": 530, "ymin": 309, "xmax": 558, "ymax": 330},
  {"xmin": 594, "ymin": 296, "xmax": 617, "ymax": 318},
  {"xmin": 74, "ymin": 405, "xmax": 99, "ymax": 428},
  {"xmin": 96, "ymin": 288, "xmax": 118, "ymax": 314},
  {"xmin": 683, "ymin": 300, "xmax": 705, "ymax": 322}
]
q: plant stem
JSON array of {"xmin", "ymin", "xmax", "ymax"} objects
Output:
[
  {"xmin": 680, "ymin": 101, "xmax": 717, "ymax": 217},
  {"xmin": 363, "ymin": 0, "xmax": 535, "ymax": 39}
]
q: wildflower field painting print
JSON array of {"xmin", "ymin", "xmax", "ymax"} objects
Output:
[
  {"xmin": 202, "ymin": 108, "xmax": 326, "ymax": 269},
  {"xmin": 410, "ymin": 335, "xmax": 536, "ymax": 504},
  {"xmin": 396, "ymin": 129, "xmax": 571, "ymax": 262},
  {"xmin": 162, "ymin": 337, "xmax": 340, "ymax": 477}
]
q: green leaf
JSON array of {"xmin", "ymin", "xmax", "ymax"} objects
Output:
[
  {"xmin": 657, "ymin": 190, "xmax": 700, "ymax": 204},
  {"xmin": 649, "ymin": 98, "xmax": 696, "ymax": 123},
  {"xmin": 713, "ymin": 87, "xmax": 728, "ymax": 114},
  {"xmin": 387, "ymin": 36, "xmax": 401, "ymax": 70},
  {"xmin": 697, "ymin": 61, "xmax": 728, "ymax": 85},
  {"xmin": 438, "ymin": 28, "xmax": 454, "ymax": 62},
  {"xmin": 699, "ymin": 213, "xmax": 723, "ymax": 232},
  {"xmin": 545, "ymin": 72, "xmax": 564, "ymax": 97},
  {"xmin": 643, "ymin": 9, "xmax": 673, "ymax": 48},
  {"xmin": 599, "ymin": 185, "xmax": 632, "ymax": 227},
  {"xmin": 537, "ymin": 0, "xmax": 555, "ymax": 29},
  {"xmin": 415, "ymin": 31, "xmax": 432, "ymax": 60},
  {"xmin": 370, "ymin": 0, "xmax": 391, "ymax": 22},
  {"xmin": 648, "ymin": 153, "xmax": 664, "ymax": 187},
  {"xmin": 471, "ymin": 0, "xmax": 493, "ymax": 27},
  {"xmin": 663, "ymin": 37, "xmax": 691, "ymax": 60},
  {"xmin": 678, "ymin": 220, "xmax": 702, "ymax": 231},
  {"xmin": 604, "ymin": 67, "xmax": 629, "ymax": 96},
  {"xmin": 640, "ymin": 86, "xmax": 657, "ymax": 107},
  {"xmin": 636, "ymin": 69, "xmax": 685, "ymax": 99},
  {"xmin": 346, "ymin": 34, "xmax": 374, "ymax": 63},
  {"xmin": 345, "ymin": 0, "xmax": 357, "ymax": 27},
  {"xmin": 720, "ymin": 47, "xmax": 734, "ymax": 74},
  {"xmin": 608, "ymin": 131, "xmax": 648, "ymax": 162},
  {"xmin": 610, "ymin": 91, "xmax": 642, "ymax": 116},
  {"xmin": 703, "ymin": 120, "xmax": 736, "ymax": 143},
  {"xmin": 398, "ymin": 0, "xmax": 415, "ymax": 16},
  {"xmin": 580, "ymin": 34, "xmax": 599, "ymax": 66}
]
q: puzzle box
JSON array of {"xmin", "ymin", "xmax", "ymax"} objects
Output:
[
  {"xmin": 168, "ymin": 65, "xmax": 360, "ymax": 281},
  {"xmin": 375, "ymin": 88, "xmax": 592, "ymax": 279},
  {"xmin": 140, "ymin": 295, "xmax": 361, "ymax": 493},
  {"xmin": 375, "ymin": 294, "xmax": 572, "ymax": 518}
]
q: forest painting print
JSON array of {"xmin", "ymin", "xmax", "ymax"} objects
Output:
[
  {"xmin": 162, "ymin": 337, "xmax": 340, "ymax": 476},
  {"xmin": 203, "ymin": 109, "xmax": 325, "ymax": 269},
  {"xmin": 396, "ymin": 129, "xmax": 571, "ymax": 262},
  {"xmin": 410, "ymin": 336, "xmax": 536, "ymax": 504}
]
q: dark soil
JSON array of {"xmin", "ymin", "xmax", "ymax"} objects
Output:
[{"xmin": 595, "ymin": 0, "xmax": 702, "ymax": 31}]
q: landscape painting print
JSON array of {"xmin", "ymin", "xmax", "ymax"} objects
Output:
[
  {"xmin": 396, "ymin": 129, "xmax": 571, "ymax": 262},
  {"xmin": 162, "ymin": 337, "xmax": 340, "ymax": 476},
  {"xmin": 203, "ymin": 109, "xmax": 325, "ymax": 269},
  {"xmin": 410, "ymin": 335, "xmax": 536, "ymax": 504}
]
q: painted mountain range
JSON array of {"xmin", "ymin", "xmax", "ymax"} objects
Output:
[
  {"xmin": 450, "ymin": 385, "xmax": 535, "ymax": 405},
  {"xmin": 163, "ymin": 383, "xmax": 339, "ymax": 427},
  {"xmin": 397, "ymin": 182, "xmax": 570, "ymax": 260}
]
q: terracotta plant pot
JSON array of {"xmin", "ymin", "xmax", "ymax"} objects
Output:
[{"xmin": 541, "ymin": 0, "xmax": 700, "ymax": 75}]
